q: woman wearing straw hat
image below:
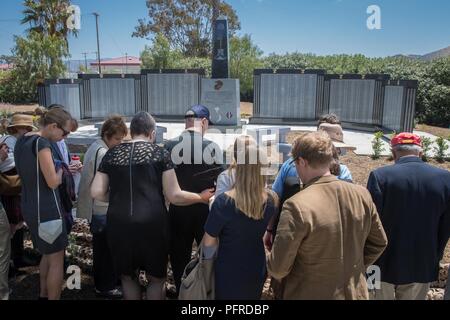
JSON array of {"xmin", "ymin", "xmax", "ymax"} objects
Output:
[{"xmin": 0, "ymin": 114, "xmax": 37, "ymax": 270}]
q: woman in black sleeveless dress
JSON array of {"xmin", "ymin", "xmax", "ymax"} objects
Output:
[
  {"xmin": 15, "ymin": 107, "xmax": 73, "ymax": 300},
  {"xmin": 91, "ymin": 112, "xmax": 214, "ymax": 300}
]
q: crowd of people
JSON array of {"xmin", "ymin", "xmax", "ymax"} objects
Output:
[{"xmin": 0, "ymin": 104, "xmax": 449, "ymax": 301}]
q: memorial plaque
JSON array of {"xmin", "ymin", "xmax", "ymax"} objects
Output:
[
  {"xmin": 147, "ymin": 73, "xmax": 200, "ymax": 116},
  {"xmin": 201, "ymin": 79, "xmax": 240, "ymax": 126},
  {"xmin": 328, "ymin": 79, "xmax": 376, "ymax": 124},
  {"xmin": 260, "ymin": 74, "xmax": 318, "ymax": 119},
  {"xmin": 89, "ymin": 78, "xmax": 137, "ymax": 118},
  {"xmin": 47, "ymin": 81, "xmax": 82, "ymax": 120}
]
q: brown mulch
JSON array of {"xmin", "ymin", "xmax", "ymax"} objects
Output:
[
  {"xmin": 341, "ymin": 153, "xmax": 450, "ymax": 186},
  {"xmin": 416, "ymin": 124, "xmax": 450, "ymax": 139}
]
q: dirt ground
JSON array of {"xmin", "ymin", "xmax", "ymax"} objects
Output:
[
  {"xmin": 240, "ymin": 102, "xmax": 253, "ymax": 117},
  {"xmin": 0, "ymin": 103, "xmax": 38, "ymax": 114},
  {"xmin": 416, "ymin": 124, "xmax": 450, "ymax": 138}
]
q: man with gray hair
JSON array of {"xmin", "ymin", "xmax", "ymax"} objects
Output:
[{"xmin": 367, "ymin": 133, "xmax": 450, "ymax": 300}]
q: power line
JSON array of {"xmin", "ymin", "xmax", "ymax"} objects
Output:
[{"xmin": 81, "ymin": 51, "xmax": 97, "ymax": 70}]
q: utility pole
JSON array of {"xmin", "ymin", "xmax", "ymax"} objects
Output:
[
  {"xmin": 93, "ymin": 12, "xmax": 101, "ymax": 74},
  {"xmin": 82, "ymin": 52, "xmax": 88, "ymax": 70},
  {"xmin": 125, "ymin": 52, "xmax": 128, "ymax": 74}
]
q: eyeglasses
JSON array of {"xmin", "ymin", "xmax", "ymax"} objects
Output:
[{"xmin": 57, "ymin": 124, "xmax": 70, "ymax": 137}]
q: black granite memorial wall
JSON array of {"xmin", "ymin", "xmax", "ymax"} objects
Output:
[{"xmin": 252, "ymin": 69, "xmax": 417, "ymax": 132}]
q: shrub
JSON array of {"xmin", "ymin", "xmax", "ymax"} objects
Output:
[
  {"xmin": 372, "ymin": 131, "xmax": 385, "ymax": 160},
  {"xmin": 434, "ymin": 137, "xmax": 449, "ymax": 162},
  {"xmin": 420, "ymin": 136, "xmax": 433, "ymax": 161}
]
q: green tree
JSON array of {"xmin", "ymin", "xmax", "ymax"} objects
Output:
[
  {"xmin": 141, "ymin": 33, "xmax": 183, "ymax": 69},
  {"xmin": 133, "ymin": 0, "xmax": 240, "ymax": 57},
  {"xmin": 427, "ymin": 57, "xmax": 450, "ymax": 87},
  {"xmin": 0, "ymin": 31, "xmax": 68, "ymax": 103},
  {"xmin": 78, "ymin": 64, "xmax": 88, "ymax": 74},
  {"xmin": 21, "ymin": 0, "xmax": 78, "ymax": 47},
  {"xmin": 0, "ymin": 55, "xmax": 16, "ymax": 65},
  {"xmin": 141, "ymin": 33, "xmax": 211, "ymax": 74},
  {"xmin": 230, "ymin": 34, "xmax": 263, "ymax": 101}
]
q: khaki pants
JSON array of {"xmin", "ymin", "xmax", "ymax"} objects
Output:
[
  {"xmin": 0, "ymin": 207, "xmax": 11, "ymax": 300},
  {"xmin": 370, "ymin": 281, "xmax": 430, "ymax": 300}
]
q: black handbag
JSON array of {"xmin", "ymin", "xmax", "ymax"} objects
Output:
[{"xmin": 58, "ymin": 162, "xmax": 76, "ymax": 213}]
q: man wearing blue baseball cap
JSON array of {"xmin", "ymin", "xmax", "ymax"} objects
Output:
[
  {"xmin": 164, "ymin": 105, "xmax": 223, "ymax": 296},
  {"xmin": 184, "ymin": 104, "xmax": 214, "ymax": 126}
]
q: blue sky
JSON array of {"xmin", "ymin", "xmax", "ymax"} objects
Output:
[{"xmin": 0, "ymin": 0, "xmax": 449, "ymax": 60}]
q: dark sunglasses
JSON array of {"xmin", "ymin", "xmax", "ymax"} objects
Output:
[{"xmin": 57, "ymin": 124, "xmax": 70, "ymax": 136}]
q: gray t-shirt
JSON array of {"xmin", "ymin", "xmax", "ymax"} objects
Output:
[{"xmin": 215, "ymin": 169, "xmax": 235, "ymax": 198}]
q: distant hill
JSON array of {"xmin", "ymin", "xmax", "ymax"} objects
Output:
[
  {"xmin": 421, "ymin": 46, "xmax": 450, "ymax": 61},
  {"xmin": 394, "ymin": 46, "xmax": 450, "ymax": 61}
]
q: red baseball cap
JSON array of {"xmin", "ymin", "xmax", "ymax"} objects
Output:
[{"xmin": 391, "ymin": 133, "xmax": 422, "ymax": 147}]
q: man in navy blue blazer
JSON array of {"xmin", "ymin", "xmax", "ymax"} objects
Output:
[{"xmin": 367, "ymin": 133, "xmax": 450, "ymax": 300}]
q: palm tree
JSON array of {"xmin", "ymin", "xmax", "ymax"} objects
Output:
[{"xmin": 21, "ymin": 0, "xmax": 78, "ymax": 45}]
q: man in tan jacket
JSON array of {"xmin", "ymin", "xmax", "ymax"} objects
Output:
[{"xmin": 267, "ymin": 132, "xmax": 388, "ymax": 300}]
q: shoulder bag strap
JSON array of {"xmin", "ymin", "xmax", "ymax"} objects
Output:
[
  {"xmin": 93, "ymin": 146, "xmax": 105, "ymax": 177},
  {"xmin": 36, "ymin": 137, "xmax": 40, "ymax": 226},
  {"xmin": 36, "ymin": 137, "xmax": 62, "ymax": 227}
]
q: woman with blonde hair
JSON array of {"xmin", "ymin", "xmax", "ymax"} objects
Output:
[
  {"xmin": 214, "ymin": 135, "xmax": 257, "ymax": 197},
  {"xmin": 203, "ymin": 144, "xmax": 278, "ymax": 300}
]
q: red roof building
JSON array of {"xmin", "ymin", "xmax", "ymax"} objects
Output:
[{"xmin": 0, "ymin": 64, "xmax": 14, "ymax": 71}]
